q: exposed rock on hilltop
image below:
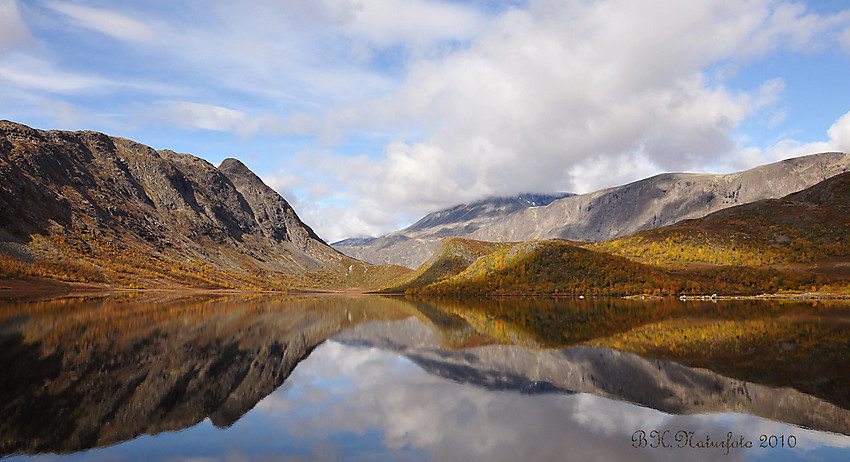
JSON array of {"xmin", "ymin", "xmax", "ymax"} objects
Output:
[
  {"xmin": 335, "ymin": 153, "xmax": 850, "ymax": 268},
  {"xmin": 218, "ymin": 158, "xmax": 323, "ymax": 253},
  {"xmin": 0, "ymin": 121, "xmax": 389, "ymax": 289}
]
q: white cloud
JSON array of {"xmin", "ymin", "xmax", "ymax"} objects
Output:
[
  {"xmin": 842, "ymin": 27, "xmax": 850, "ymax": 53},
  {"xmin": 3, "ymin": 0, "xmax": 849, "ymax": 242},
  {"xmin": 343, "ymin": 0, "xmax": 485, "ymax": 46},
  {"xmin": 46, "ymin": 1, "xmax": 158, "ymax": 43},
  {"xmin": 0, "ymin": 54, "xmax": 114, "ymax": 93},
  {"xmin": 150, "ymin": 101, "xmax": 248, "ymax": 132},
  {"xmin": 0, "ymin": 0, "xmax": 31, "ymax": 55},
  {"xmin": 270, "ymin": 0, "xmax": 850, "ymax": 241},
  {"xmin": 827, "ymin": 110, "xmax": 850, "ymax": 152},
  {"xmin": 714, "ymin": 108, "xmax": 850, "ymax": 173}
]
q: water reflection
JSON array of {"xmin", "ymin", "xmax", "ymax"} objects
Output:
[{"xmin": 1, "ymin": 293, "xmax": 849, "ymax": 461}]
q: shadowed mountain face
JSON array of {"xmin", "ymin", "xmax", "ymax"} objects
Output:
[
  {"xmin": 0, "ymin": 121, "xmax": 362, "ymax": 288},
  {"xmin": 334, "ymin": 152, "xmax": 850, "ymax": 268}
]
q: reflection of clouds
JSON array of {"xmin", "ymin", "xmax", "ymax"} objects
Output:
[
  {"xmin": 571, "ymin": 392, "xmax": 668, "ymax": 436},
  {"xmin": 12, "ymin": 335, "xmax": 849, "ymax": 462},
  {"xmin": 250, "ymin": 340, "xmax": 850, "ymax": 462},
  {"xmin": 702, "ymin": 413, "xmax": 850, "ymax": 451}
]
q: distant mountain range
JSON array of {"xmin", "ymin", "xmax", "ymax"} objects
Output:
[
  {"xmin": 334, "ymin": 152, "xmax": 850, "ymax": 268},
  {"xmin": 0, "ymin": 121, "xmax": 402, "ymax": 290},
  {"xmin": 332, "ymin": 192, "xmax": 572, "ymax": 264},
  {"xmin": 386, "ymin": 172, "xmax": 850, "ymax": 296}
]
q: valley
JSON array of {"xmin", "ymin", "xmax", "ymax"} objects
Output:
[{"xmin": 2, "ymin": 121, "xmax": 850, "ymax": 298}]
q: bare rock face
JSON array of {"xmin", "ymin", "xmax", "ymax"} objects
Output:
[
  {"xmin": 0, "ymin": 121, "xmax": 340, "ymax": 283},
  {"xmin": 218, "ymin": 158, "xmax": 323, "ymax": 252},
  {"xmin": 334, "ymin": 152, "xmax": 850, "ymax": 268}
]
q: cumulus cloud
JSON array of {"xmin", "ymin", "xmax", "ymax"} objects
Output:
[
  {"xmin": 827, "ymin": 110, "xmax": 850, "ymax": 151},
  {"xmin": 727, "ymin": 108, "xmax": 850, "ymax": 170},
  {"xmin": 280, "ymin": 0, "xmax": 850, "ymax": 241},
  {"xmin": 3, "ymin": 0, "xmax": 849, "ymax": 241}
]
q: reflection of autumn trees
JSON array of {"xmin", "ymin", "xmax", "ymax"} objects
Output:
[
  {"xmin": 416, "ymin": 295, "xmax": 850, "ymax": 410},
  {"xmin": 0, "ymin": 293, "xmax": 415, "ymax": 354},
  {"xmin": 591, "ymin": 307, "xmax": 850, "ymax": 410},
  {"xmin": 0, "ymin": 294, "xmax": 420, "ymax": 455}
]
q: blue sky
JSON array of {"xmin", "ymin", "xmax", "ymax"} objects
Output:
[{"xmin": 1, "ymin": 0, "xmax": 849, "ymax": 242}]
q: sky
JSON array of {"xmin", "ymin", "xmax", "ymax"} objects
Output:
[{"xmin": 1, "ymin": 0, "xmax": 849, "ymax": 243}]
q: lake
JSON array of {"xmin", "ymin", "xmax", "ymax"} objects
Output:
[{"xmin": 1, "ymin": 293, "xmax": 849, "ymax": 461}]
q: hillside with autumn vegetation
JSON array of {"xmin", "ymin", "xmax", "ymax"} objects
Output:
[
  {"xmin": 0, "ymin": 121, "xmax": 409, "ymax": 291},
  {"xmin": 382, "ymin": 238, "xmax": 513, "ymax": 292},
  {"xmin": 398, "ymin": 173, "xmax": 850, "ymax": 297},
  {"xmin": 590, "ymin": 171, "xmax": 850, "ymax": 273}
]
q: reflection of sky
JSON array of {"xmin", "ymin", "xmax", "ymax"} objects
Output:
[{"xmin": 7, "ymin": 340, "xmax": 850, "ymax": 462}]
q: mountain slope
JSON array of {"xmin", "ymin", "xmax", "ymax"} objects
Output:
[
  {"xmin": 407, "ymin": 173, "xmax": 850, "ymax": 296},
  {"xmin": 0, "ymin": 121, "xmax": 397, "ymax": 289},
  {"xmin": 332, "ymin": 193, "xmax": 572, "ymax": 267},
  {"xmin": 335, "ymin": 152, "xmax": 850, "ymax": 268},
  {"xmin": 591, "ymin": 171, "xmax": 850, "ymax": 270},
  {"xmin": 382, "ymin": 237, "xmax": 513, "ymax": 292}
]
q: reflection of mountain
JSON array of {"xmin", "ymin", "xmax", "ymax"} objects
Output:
[
  {"xmin": 3, "ymin": 294, "xmax": 849, "ymax": 457},
  {"xmin": 335, "ymin": 317, "xmax": 850, "ymax": 436},
  {"xmin": 0, "ymin": 294, "xmax": 409, "ymax": 456}
]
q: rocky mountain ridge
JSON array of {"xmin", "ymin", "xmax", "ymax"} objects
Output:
[
  {"xmin": 335, "ymin": 152, "xmax": 850, "ymax": 268},
  {"xmin": 0, "ymin": 121, "xmax": 378, "ymax": 288}
]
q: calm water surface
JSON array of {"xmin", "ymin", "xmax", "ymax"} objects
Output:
[{"xmin": 1, "ymin": 293, "xmax": 848, "ymax": 461}]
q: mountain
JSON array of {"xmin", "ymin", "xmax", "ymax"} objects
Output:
[
  {"xmin": 332, "ymin": 193, "xmax": 572, "ymax": 268},
  {"xmin": 402, "ymin": 173, "xmax": 850, "ymax": 296},
  {"xmin": 334, "ymin": 152, "xmax": 850, "ymax": 268},
  {"xmin": 0, "ymin": 121, "xmax": 402, "ymax": 289},
  {"xmin": 592, "ymin": 171, "xmax": 850, "ymax": 271},
  {"xmin": 383, "ymin": 237, "xmax": 513, "ymax": 292}
]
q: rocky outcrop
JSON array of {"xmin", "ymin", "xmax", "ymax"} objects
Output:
[
  {"xmin": 335, "ymin": 152, "xmax": 850, "ymax": 268},
  {"xmin": 218, "ymin": 158, "xmax": 323, "ymax": 253}
]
